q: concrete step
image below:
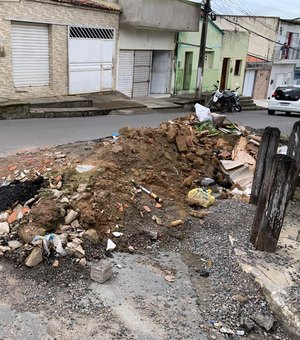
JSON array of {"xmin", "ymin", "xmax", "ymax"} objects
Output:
[
  {"xmin": 240, "ymin": 99, "xmax": 255, "ymax": 105},
  {"xmin": 0, "ymin": 100, "xmax": 30, "ymax": 120},
  {"xmin": 29, "ymin": 96, "xmax": 92, "ymax": 109},
  {"xmin": 241, "ymin": 105, "xmax": 259, "ymax": 111},
  {"xmin": 30, "ymin": 107, "xmax": 109, "ymax": 118}
]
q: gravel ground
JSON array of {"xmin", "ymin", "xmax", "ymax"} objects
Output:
[{"xmin": 1, "ymin": 197, "xmax": 297, "ymax": 339}]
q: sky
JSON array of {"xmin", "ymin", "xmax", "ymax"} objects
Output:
[{"xmin": 191, "ymin": 0, "xmax": 300, "ymax": 19}]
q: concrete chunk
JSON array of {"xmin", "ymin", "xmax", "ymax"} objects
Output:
[
  {"xmin": 25, "ymin": 246, "xmax": 43, "ymax": 267},
  {"xmin": 90, "ymin": 261, "xmax": 113, "ymax": 284}
]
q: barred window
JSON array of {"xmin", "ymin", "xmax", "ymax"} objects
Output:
[{"xmin": 69, "ymin": 26, "xmax": 114, "ymax": 39}]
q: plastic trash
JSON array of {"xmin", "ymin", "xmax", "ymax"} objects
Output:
[
  {"xmin": 187, "ymin": 188, "xmax": 215, "ymax": 208},
  {"xmin": 200, "ymin": 177, "xmax": 215, "ymax": 186},
  {"xmin": 43, "ymin": 233, "xmax": 66, "ymax": 256},
  {"xmin": 76, "ymin": 164, "xmax": 95, "ymax": 173},
  {"xmin": 112, "ymin": 133, "xmax": 119, "ymax": 142},
  {"xmin": 194, "ymin": 103, "xmax": 212, "ymax": 123}
]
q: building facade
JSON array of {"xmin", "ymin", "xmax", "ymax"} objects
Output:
[
  {"xmin": 115, "ymin": 0, "xmax": 200, "ymax": 98},
  {"xmin": 268, "ymin": 19, "xmax": 300, "ymax": 97},
  {"xmin": 176, "ymin": 20, "xmax": 223, "ymax": 94},
  {"xmin": 216, "ymin": 15, "xmax": 279, "ymax": 99},
  {"xmin": 175, "ymin": 20, "xmax": 248, "ymax": 95},
  {"xmin": 0, "ymin": 0, "xmax": 120, "ymax": 99}
]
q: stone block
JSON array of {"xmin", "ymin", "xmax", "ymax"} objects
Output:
[{"xmin": 90, "ymin": 261, "xmax": 113, "ymax": 284}]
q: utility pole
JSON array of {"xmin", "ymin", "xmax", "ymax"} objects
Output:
[{"xmin": 196, "ymin": 0, "xmax": 211, "ymax": 101}]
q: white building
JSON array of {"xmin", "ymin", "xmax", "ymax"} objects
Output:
[
  {"xmin": 116, "ymin": 0, "xmax": 201, "ymax": 98},
  {"xmin": 268, "ymin": 19, "xmax": 300, "ymax": 97}
]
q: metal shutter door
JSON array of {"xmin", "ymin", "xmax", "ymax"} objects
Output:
[
  {"xmin": 11, "ymin": 22, "xmax": 49, "ymax": 87},
  {"xmin": 117, "ymin": 50, "xmax": 134, "ymax": 97},
  {"xmin": 133, "ymin": 50, "xmax": 152, "ymax": 98}
]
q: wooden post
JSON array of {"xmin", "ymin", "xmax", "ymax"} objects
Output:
[
  {"xmin": 251, "ymin": 155, "xmax": 296, "ymax": 252},
  {"xmin": 287, "ymin": 121, "xmax": 300, "ymax": 199},
  {"xmin": 250, "ymin": 127, "xmax": 280, "ymax": 205}
]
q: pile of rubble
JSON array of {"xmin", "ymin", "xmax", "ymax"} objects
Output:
[{"xmin": 0, "ymin": 113, "xmax": 263, "ymax": 268}]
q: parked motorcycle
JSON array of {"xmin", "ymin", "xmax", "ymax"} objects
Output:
[{"xmin": 207, "ymin": 82, "xmax": 242, "ymax": 112}]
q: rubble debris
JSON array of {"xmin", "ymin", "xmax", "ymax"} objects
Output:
[
  {"xmin": 90, "ymin": 261, "xmax": 113, "ymax": 284},
  {"xmin": 52, "ymin": 259, "xmax": 59, "ymax": 268},
  {"xmin": 250, "ymin": 312, "xmax": 274, "ymax": 331},
  {"xmin": 0, "ymin": 176, "xmax": 44, "ymax": 212},
  {"xmin": 0, "ymin": 212, "xmax": 9, "ymax": 222},
  {"xmin": 30, "ymin": 199, "xmax": 65, "ymax": 232},
  {"xmin": 18, "ymin": 225, "xmax": 46, "ymax": 243},
  {"xmin": 7, "ymin": 240, "xmax": 23, "ymax": 250},
  {"xmin": 189, "ymin": 210, "xmax": 209, "ymax": 219},
  {"xmin": 112, "ymin": 231, "xmax": 123, "ymax": 238},
  {"xmin": 25, "ymin": 246, "xmax": 43, "ymax": 267},
  {"xmin": 65, "ymin": 209, "xmax": 79, "ymax": 225},
  {"xmin": 82, "ymin": 229, "xmax": 99, "ymax": 244},
  {"xmin": 152, "ymin": 215, "xmax": 162, "ymax": 225},
  {"xmin": 0, "ymin": 114, "xmax": 261, "ymax": 273},
  {"xmin": 0, "ymin": 222, "xmax": 10, "ymax": 234},
  {"xmin": 170, "ymin": 219, "xmax": 184, "ymax": 227},
  {"xmin": 65, "ymin": 241, "xmax": 85, "ymax": 259},
  {"xmin": 164, "ymin": 274, "xmax": 176, "ymax": 282},
  {"xmin": 220, "ymin": 160, "xmax": 253, "ymax": 190},
  {"xmin": 106, "ymin": 239, "xmax": 116, "ymax": 251}
]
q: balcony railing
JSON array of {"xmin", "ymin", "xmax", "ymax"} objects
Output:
[{"xmin": 274, "ymin": 45, "xmax": 300, "ymax": 62}]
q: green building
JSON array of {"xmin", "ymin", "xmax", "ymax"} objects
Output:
[{"xmin": 175, "ymin": 19, "xmax": 249, "ymax": 94}]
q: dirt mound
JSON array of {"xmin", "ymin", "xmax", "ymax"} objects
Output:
[{"xmin": 0, "ymin": 114, "xmax": 241, "ymax": 262}]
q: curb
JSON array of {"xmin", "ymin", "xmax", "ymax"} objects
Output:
[{"xmin": 235, "ymin": 254, "xmax": 300, "ymax": 339}]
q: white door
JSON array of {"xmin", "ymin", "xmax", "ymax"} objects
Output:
[
  {"xmin": 117, "ymin": 50, "xmax": 134, "ymax": 97},
  {"xmin": 243, "ymin": 69, "xmax": 255, "ymax": 97},
  {"xmin": 68, "ymin": 26, "xmax": 114, "ymax": 94},
  {"xmin": 11, "ymin": 22, "xmax": 49, "ymax": 87},
  {"xmin": 150, "ymin": 51, "xmax": 172, "ymax": 94},
  {"xmin": 133, "ymin": 51, "xmax": 152, "ymax": 98}
]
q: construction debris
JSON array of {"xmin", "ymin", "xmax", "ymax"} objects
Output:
[{"xmin": 0, "ymin": 113, "xmax": 261, "ymax": 267}]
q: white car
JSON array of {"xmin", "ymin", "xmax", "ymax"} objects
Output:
[{"xmin": 268, "ymin": 85, "xmax": 300, "ymax": 115}]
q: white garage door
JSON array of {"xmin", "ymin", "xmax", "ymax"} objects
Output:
[
  {"xmin": 117, "ymin": 50, "xmax": 134, "ymax": 97},
  {"xmin": 133, "ymin": 51, "xmax": 152, "ymax": 98},
  {"xmin": 69, "ymin": 26, "xmax": 114, "ymax": 94},
  {"xmin": 11, "ymin": 22, "xmax": 49, "ymax": 87},
  {"xmin": 243, "ymin": 69, "xmax": 255, "ymax": 97}
]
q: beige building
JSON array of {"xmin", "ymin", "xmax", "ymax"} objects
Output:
[
  {"xmin": 0, "ymin": 0, "xmax": 121, "ymax": 99},
  {"xmin": 216, "ymin": 15, "xmax": 279, "ymax": 99}
]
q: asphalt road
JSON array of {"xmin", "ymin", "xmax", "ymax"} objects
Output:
[{"xmin": 0, "ymin": 109, "xmax": 299, "ymax": 156}]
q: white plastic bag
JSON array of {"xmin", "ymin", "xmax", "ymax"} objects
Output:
[
  {"xmin": 43, "ymin": 233, "xmax": 67, "ymax": 256},
  {"xmin": 194, "ymin": 103, "xmax": 212, "ymax": 122}
]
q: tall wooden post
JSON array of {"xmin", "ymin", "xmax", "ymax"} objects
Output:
[
  {"xmin": 287, "ymin": 121, "xmax": 300, "ymax": 199},
  {"xmin": 250, "ymin": 127, "xmax": 280, "ymax": 205},
  {"xmin": 251, "ymin": 155, "xmax": 296, "ymax": 252}
]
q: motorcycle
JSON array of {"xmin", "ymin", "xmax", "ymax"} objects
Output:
[{"xmin": 207, "ymin": 82, "xmax": 242, "ymax": 112}]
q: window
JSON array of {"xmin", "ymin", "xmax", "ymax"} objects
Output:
[
  {"xmin": 205, "ymin": 52, "xmax": 214, "ymax": 69},
  {"xmin": 234, "ymin": 60, "xmax": 242, "ymax": 76}
]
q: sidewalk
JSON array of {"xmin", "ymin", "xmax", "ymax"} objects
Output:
[{"xmin": 254, "ymin": 99, "xmax": 268, "ymax": 109}]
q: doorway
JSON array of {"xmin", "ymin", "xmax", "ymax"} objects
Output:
[
  {"xmin": 150, "ymin": 51, "xmax": 172, "ymax": 94},
  {"xmin": 183, "ymin": 52, "xmax": 193, "ymax": 90},
  {"xmin": 220, "ymin": 58, "xmax": 230, "ymax": 90}
]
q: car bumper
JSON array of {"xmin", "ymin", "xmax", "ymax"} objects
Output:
[{"xmin": 268, "ymin": 101, "xmax": 300, "ymax": 113}]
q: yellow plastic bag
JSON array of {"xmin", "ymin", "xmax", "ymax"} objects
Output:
[{"xmin": 187, "ymin": 188, "xmax": 215, "ymax": 208}]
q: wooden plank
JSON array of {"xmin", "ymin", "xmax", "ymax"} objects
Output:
[
  {"xmin": 249, "ymin": 127, "xmax": 280, "ymax": 205},
  {"xmin": 251, "ymin": 155, "xmax": 296, "ymax": 252},
  {"xmin": 287, "ymin": 121, "xmax": 300, "ymax": 199}
]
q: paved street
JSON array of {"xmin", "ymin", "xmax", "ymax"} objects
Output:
[{"xmin": 0, "ymin": 109, "xmax": 299, "ymax": 156}]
